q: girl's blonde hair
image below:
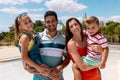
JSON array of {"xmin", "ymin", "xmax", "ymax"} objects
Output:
[{"xmin": 14, "ymin": 13, "xmax": 28, "ymax": 40}]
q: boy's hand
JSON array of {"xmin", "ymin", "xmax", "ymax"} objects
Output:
[{"xmin": 98, "ymin": 62, "xmax": 106, "ymax": 69}]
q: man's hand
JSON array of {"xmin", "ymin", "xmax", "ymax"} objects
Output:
[{"xmin": 48, "ymin": 68, "xmax": 60, "ymax": 80}]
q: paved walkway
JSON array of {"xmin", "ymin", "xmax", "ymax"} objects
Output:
[
  {"xmin": 0, "ymin": 46, "xmax": 21, "ymax": 62},
  {"xmin": 0, "ymin": 45, "xmax": 120, "ymax": 80}
]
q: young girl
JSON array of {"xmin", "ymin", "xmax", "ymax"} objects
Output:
[{"xmin": 14, "ymin": 12, "xmax": 59, "ymax": 80}]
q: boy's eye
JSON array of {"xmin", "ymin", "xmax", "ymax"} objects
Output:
[
  {"xmin": 87, "ymin": 27, "xmax": 90, "ymax": 29},
  {"xmin": 92, "ymin": 26, "xmax": 96, "ymax": 29}
]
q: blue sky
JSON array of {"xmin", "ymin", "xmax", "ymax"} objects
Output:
[{"xmin": 0, "ymin": 0, "xmax": 120, "ymax": 32}]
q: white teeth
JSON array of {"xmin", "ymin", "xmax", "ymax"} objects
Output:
[{"xmin": 74, "ymin": 29, "xmax": 79, "ymax": 32}]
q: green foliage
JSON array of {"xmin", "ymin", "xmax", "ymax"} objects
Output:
[
  {"xmin": 34, "ymin": 26, "xmax": 45, "ymax": 32},
  {"xmin": 0, "ymin": 20, "xmax": 120, "ymax": 44},
  {"xmin": 33, "ymin": 20, "xmax": 45, "ymax": 32},
  {"xmin": 0, "ymin": 20, "xmax": 45, "ymax": 45},
  {"xmin": 0, "ymin": 32, "xmax": 8, "ymax": 40},
  {"xmin": 104, "ymin": 21, "xmax": 120, "ymax": 42},
  {"xmin": 61, "ymin": 26, "xmax": 66, "ymax": 35}
]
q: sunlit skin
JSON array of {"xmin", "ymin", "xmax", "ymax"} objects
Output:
[
  {"xmin": 19, "ymin": 16, "xmax": 34, "ymax": 34},
  {"xmin": 69, "ymin": 19, "xmax": 82, "ymax": 38},
  {"xmin": 45, "ymin": 16, "xmax": 58, "ymax": 32},
  {"xmin": 86, "ymin": 22, "xmax": 100, "ymax": 36}
]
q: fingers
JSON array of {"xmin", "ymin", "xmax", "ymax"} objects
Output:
[
  {"xmin": 91, "ymin": 45, "xmax": 102, "ymax": 53},
  {"xmin": 24, "ymin": 65, "xmax": 39, "ymax": 74}
]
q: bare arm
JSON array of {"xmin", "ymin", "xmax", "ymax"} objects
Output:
[
  {"xmin": 56, "ymin": 53, "xmax": 70, "ymax": 72},
  {"xmin": 67, "ymin": 41, "xmax": 96, "ymax": 71},
  {"xmin": 99, "ymin": 47, "xmax": 109, "ymax": 69},
  {"xmin": 45, "ymin": 48, "xmax": 70, "ymax": 80},
  {"xmin": 20, "ymin": 35, "xmax": 50, "ymax": 74}
]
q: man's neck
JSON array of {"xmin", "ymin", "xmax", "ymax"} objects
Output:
[{"xmin": 46, "ymin": 29, "xmax": 57, "ymax": 38}]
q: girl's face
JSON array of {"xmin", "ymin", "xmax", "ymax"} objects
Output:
[
  {"xmin": 68, "ymin": 19, "xmax": 81, "ymax": 35},
  {"xmin": 86, "ymin": 22, "xmax": 100, "ymax": 36},
  {"xmin": 19, "ymin": 16, "xmax": 34, "ymax": 33}
]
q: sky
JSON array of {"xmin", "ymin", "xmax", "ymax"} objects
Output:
[{"xmin": 0, "ymin": 0, "xmax": 120, "ymax": 33}]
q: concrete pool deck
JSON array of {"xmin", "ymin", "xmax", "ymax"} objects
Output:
[{"xmin": 0, "ymin": 45, "xmax": 120, "ymax": 80}]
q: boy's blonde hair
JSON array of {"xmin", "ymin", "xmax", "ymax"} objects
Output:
[{"xmin": 84, "ymin": 16, "xmax": 99, "ymax": 25}]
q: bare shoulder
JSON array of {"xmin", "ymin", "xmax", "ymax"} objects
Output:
[
  {"xmin": 19, "ymin": 34, "xmax": 30, "ymax": 43},
  {"xmin": 67, "ymin": 39, "xmax": 76, "ymax": 50},
  {"xmin": 67, "ymin": 39, "xmax": 74, "ymax": 46}
]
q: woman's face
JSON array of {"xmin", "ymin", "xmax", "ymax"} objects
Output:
[{"xmin": 68, "ymin": 19, "xmax": 81, "ymax": 35}]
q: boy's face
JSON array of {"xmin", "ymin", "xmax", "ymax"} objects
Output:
[{"xmin": 86, "ymin": 22, "xmax": 100, "ymax": 36}]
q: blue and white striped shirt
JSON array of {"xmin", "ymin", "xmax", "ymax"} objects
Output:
[{"xmin": 34, "ymin": 29, "xmax": 67, "ymax": 80}]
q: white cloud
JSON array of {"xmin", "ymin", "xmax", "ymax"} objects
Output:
[
  {"xmin": 97, "ymin": 17, "xmax": 108, "ymax": 22},
  {"xmin": 0, "ymin": 25, "xmax": 9, "ymax": 33},
  {"xmin": 29, "ymin": 13, "xmax": 43, "ymax": 21},
  {"xmin": 31, "ymin": 0, "xmax": 43, "ymax": 3},
  {"xmin": 109, "ymin": 16, "xmax": 120, "ymax": 22},
  {"xmin": 77, "ymin": 17, "xmax": 83, "ymax": 22},
  {"xmin": 0, "ymin": 0, "xmax": 28, "ymax": 5},
  {"xmin": 30, "ymin": 8, "xmax": 44, "ymax": 12},
  {"xmin": 0, "ymin": 7, "xmax": 44, "ymax": 15},
  {"xmin": 98, "ymin": 16, "xmax": 120, "ymax": 22},
  {"xmin": 45, "ymin": 0, "xmax": 87, "ymax": 12},
  {"xmin": 60, "ymin": 16, "xmax": 82, "ymax": 22},
  {"xmin": 60, "ymin": 16, "xmax": 72, "ymax": 21},
  {"xmin": 0, "ymin": 7, "xmax": 29, "ymax": 14}
]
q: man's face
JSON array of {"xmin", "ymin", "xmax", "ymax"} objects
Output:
[{"xmin": 45, "ymin": 15, "xmax": 58, "ymax": 32}]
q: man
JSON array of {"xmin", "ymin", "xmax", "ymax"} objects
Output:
[{"xmin": 25, "ymin": 11, "xmax": 70, "ymax": 80}]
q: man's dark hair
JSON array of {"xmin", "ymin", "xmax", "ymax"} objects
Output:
[{"xmin": 44, "ymin": 11, "xmax": 58, "ymax": 21}]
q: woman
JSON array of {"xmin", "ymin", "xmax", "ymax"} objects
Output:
[{"xmin": 65, "ymin": 17, "xmax": 101, "ymax": 80}]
